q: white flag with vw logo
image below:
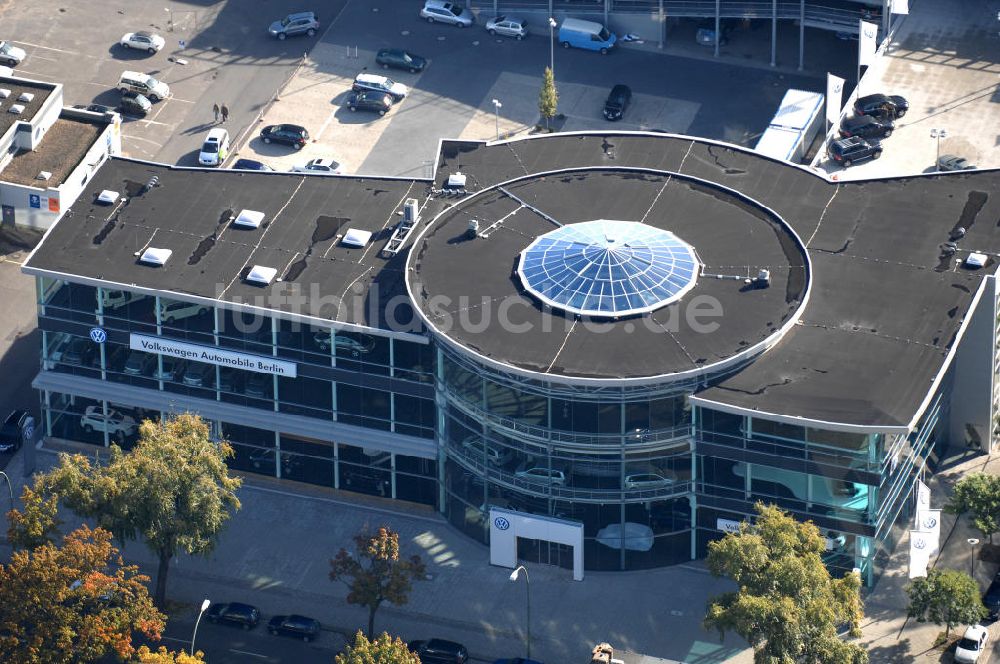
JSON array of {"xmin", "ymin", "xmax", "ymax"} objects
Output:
[
  {"xmin": 826, "ymin": 74, "xmax": 845, "ymax": 125},
  {"xmin": 859, "ymin": 20, "xmax": 879, "ymax": 67},
  {"xmin": 909, "ymin": 529, "xmax": 932, "ymax": 578},
  {"xmin": 916, "ymin": 509, "xmax": 942, "ymax": 556},
  {"xmin": 915, "ymin": 480, "xmax": 931, "ymax": 526}
]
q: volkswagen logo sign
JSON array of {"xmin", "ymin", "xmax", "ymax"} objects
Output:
[
  {"xmin": 913, "ymin": 537, "xmax": 927, "ymax": 550},
  {"xmin": 493, "ymin": 516, "xmax": 510, "ymax": 531},
  {"xmin": 89, "ymin": 327, "xmax": 107, "ymax": 344},
  {"xmin": 922, "ymin": 517, "xmax": 938, "ymax": 529}
]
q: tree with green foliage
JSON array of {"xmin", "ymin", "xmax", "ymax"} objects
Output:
[
  {"xmin": 38, "ymin": 413, "xmax": 242, "ymax": 607},
  {"xmin": 0, "ymin": 524, "xmax": 165, "ymax": 664},
  {"xmin": 906, "ymin": 568, "xmax": 987, "ymax": 638},
  {"xmin": 538, "ymin": 67, "xmax": 558, "ymax": 130},
  {"xmin": 335, "ymin": 630, "xmax": 420, "ymax": 664},
  {"xmin": 704, "ymin": 503, "xmax": 868, "ymax": 664},
  {"xmin": 944, "ymin": 473, "xmax": 1000, "ymax": 543},
  {"xmin": 7, "ymin": 483, "xmax": 62, "ymax": 550},
  {"xmin": 329, "ymin": 526, "xmax": 426, "ymax": 638}
]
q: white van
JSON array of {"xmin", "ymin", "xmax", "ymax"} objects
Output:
[
  {"xmin": 117, "ymin": 70, "xmax": 170, "ymax": 101},
  {"xmin": 160, "ymin": 300, "xmax": 209, "ymax": 323},
  {"xmin": 198, "ymin": 128, "xmax": 230, "ymax": 167},
  {"xmin": 101, "ymin": 289, "xmax": 144, "ymax": 310}
]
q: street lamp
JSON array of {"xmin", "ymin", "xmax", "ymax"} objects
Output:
[
  {"xmin": 509, "ymin": 566, "xmax": 531, "ymax": 659},
  {"xmin": 968, "ymin": 538, "xmax": 980, "ymax": 578},
  {"xmin": 164, "ymin": 7, "xmax": 174, "ymax": 32},
  {"xmin": 548, "ymin": 17, "xmax": 557, "ymax": 77},
  {"xmin": 930, "ymin": 128, "xmax": 947, "ymax": 171},
  {"xmin": 492, "ymin": 99, "xmax": 502, "ymax": 141},
  {"xmin": 190, "ymin": 598, "xmax": 210, "ymax": 656}
]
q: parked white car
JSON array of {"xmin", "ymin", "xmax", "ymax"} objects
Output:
[
  {"xmin": 80, "ymin": 406, "xmax": 137, "ymax": 438},
  {"xmin": 119, "ymin": 31, "xmax": 165, "ymax": 53},
  {"xmin": 514, "ymin": 466, "xmax": 566, "ymax": 486},
  {"xmin": 160, "ymin": 300, "xmax": 209, "ymax": 323},
  {"xmin": 0, "ymin": 41, "xmax": 25, "ymax": 66},
  {"xmin": 461, "ymin": 435, "xmax": 512, "ymax": 467},
  {"xmin": 955, "ymin": 625, "xmax": 988, "ymax": 664},
  {"xmin": 624, "ymin": 472, "xmax": 676, "ymax": 490},
  {"xmin": 291, "ymin": 158, "xmax": 341, "ymax": 175},
  {"xmin": 198, "ymin": 128, "xmax": 230, "ymax": 167}
]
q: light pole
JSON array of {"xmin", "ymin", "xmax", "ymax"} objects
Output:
[
  {"xmin": 190, "ymin": 598, "xmax": 210, "ymax": 656},
  {"xmin": 930, "ymin": 128, "xmax": 947, "ymax": 171},
  {"xmin": 548, "ymin": 18, "xmax": 557, "ymax": 77},
  {"xmin": 968, "ymin": 538, "xmax": 980, "ymax": 578},
  {"xmin": 492, "ymin": 99, "xmax": 502, "ymax": 141},
  {"xmin": 0, "ymin": 471, "xmax": 12, "ymax": 509},
  {"xmin": 164, "ymin": 7, "xmax": 174, "ymax": 32},
  {"xmin": 509, "ymin": 566, "xmax": 531, "ymax": 659}
]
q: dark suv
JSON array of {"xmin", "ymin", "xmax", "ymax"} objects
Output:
[
  {"xmin": 205, "ymin": 602, "xmax": 260, "ymax": 629},
  {"xmin": 267, "ymin": 614, "xmax": 321, "ymax": 641},
  {"xmin": 828, "ymin": 136, "xmax": 882, "ymax": 167},
  {"xmin": 260, "ymin": 124, "xmax": 309, "ymax": 149},
  {"xmin": 346, "ymin": 90, "xmax": 393, "ymax": 116},
  {"xmin": 840, "ymin": 114, "xmax": 893, "ymax": 140},
  {"xmin": 854, "ymin": 93, "xmax": 909, "ymax": 121},
  {"xmin": 0, "ymin": 410, "xmax": 30, "ymax": 453},
  {"xmin": 602, "ymin": 84, "xmax": 631, "ymax": 121},
  {"xmin": 268, "ymin": 11, "xmax": 319, "ymax": 40},
  {"xmin": 408, "ymin": 638, "xmax": 469, "ymax": 663}
]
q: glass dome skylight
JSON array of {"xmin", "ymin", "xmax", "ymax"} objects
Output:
[{"xmin": 517, "ymin": 220, "xmax": 699, "ymax": 317}]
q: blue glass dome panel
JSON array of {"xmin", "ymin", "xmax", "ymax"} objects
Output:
[{"xmin": 516, "ymin": 220, "xmax": 700, "ymax": 317}]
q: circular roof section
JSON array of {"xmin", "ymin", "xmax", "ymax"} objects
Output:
[{"xmin": 517, "ymin": 220, "xmax": 699, "ymax": 318}]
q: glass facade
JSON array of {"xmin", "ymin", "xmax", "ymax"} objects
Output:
[{"xmin": 32, "ymin": 275, "xmax": 953, "ymax": 582}]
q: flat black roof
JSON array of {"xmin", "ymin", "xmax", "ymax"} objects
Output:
[
  {"xmin": 429, "ymin": 134, "xmax": 1000, "ymax": 427},
  {"xmin": 409, "ymin": 169, "xmax": 808, "ymax": 381},
  {"xmin": 24, "ymin": 158, "xmax": 423, "ymax": 335}
]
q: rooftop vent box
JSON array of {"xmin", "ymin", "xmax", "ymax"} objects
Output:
[
  {"xmin": 17, "ymin": 92, "xmax": 33, "ymax": 103},
  {"xmin": 35, "ymin": 171, "xmax": 51, "ymax": 181},
  {"xmin": 233, "ymin": 209, "xmax": 265, "ymax": 229},
  {"xmin": 341, "ymin": 228, "xmax": 372, "ymax": 248},
  {"xmin": 0, "ymin": 89, "xmax": 9, "ymax": 99},
  {"xmin": 447, "ymin": 172, "xmax": 467, "ymax": 188},
  {"xmin": 8, "ymin": 104, "xmax": 23, "ymax": 114},
  {"xmin": 139, "ymin": 247, "xmax": 172, "ymax": 266},
  {"xmin": 246, "ymin": 265, "xmax": 277, "ymax": 285},
  {"xmin": 96, "ymin": 190, "xmax": 119, "ymax": 204},
  {"xmin": 966, "ymin": 252, "xmax": 988, "ymax": 268}
]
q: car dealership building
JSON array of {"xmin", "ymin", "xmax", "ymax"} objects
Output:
[{"xmin": 23, "ymin": 132, "xmax": 1000, "ymax": 585}]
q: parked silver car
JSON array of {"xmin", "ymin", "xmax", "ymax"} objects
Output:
[
  {"xmin": 486, "ymin": 16, "xmax": 528, "ymax": 39},
  {"xmin": 420, "ymin": 0, "xmax": 474, "ymax": 27},
  {"xmin": 0, "ymin": 40, "xmax": 25, "ymax": 66}
]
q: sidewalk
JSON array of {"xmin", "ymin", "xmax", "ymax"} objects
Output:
[
  {"xmin": 1, "ymin": 440, "xmax": 747, "ymax": 664},
  {"xmin": 858, "ymin": 450, "xmax": 999, "ymax": 663}
]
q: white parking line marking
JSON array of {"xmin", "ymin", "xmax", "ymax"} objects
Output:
[
  {"xmin": 13, "ymin": 41, "xmax": 89, "ymax": 56},
  {"xmin": 229, "ymin": 649, "xmax": 268, "ymax": 659},
  {"xmin": 313, "ymin": 109, "xmax": 339, "ymax": 141}
]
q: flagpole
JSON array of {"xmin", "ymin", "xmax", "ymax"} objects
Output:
[{"xmin": 856, "ymin": 18, "xmax": 862, "ymax": 96}]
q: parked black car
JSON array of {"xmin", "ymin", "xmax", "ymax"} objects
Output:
[
  {"xmin": 72, "ymin": 103, "xmax": 116, "ymax": 114},
  {"xmin": 984, "ymin": 571, "xmax": 1000, "ymax": 619},
  {"xmin": 118, "ymin": 92, "xmax": 151, "ymax": 117},
  {"xmin": 0, "ymin": 410, "xmax": 30, "ymax": 453},
  {"xmin": 828, "ymin": 136, "xmax": 882, "ymax": 167},
  {"xmin": 259, "ymin": 124, "xmax": 309, "ymax": 150},
  {"xmin": 267, "ymin": 614, "xmax": 321, "ymax": 641},
  {"xmin": 840, "ymin": 114, "xmax": 893, "ymax": 140},
  {"xmin": 603, "ymin": 84, "xmax": 631, "ymax": 121},
  {"xmin": 205, "ymin": 602, "xmax": 260, "ymax": 630},
  {"xmin": 854, "ymin": 93, "xmax": 909, "ymax": 120},
  {"xmin": 408, "ymin": 638, "xmax": 469, "ymax": 663},
  {"xmin": 346, "ymin": 90, "xmax": 393, "ymax": 116},
  {"xmin": 232, "ymin": 158, "xmax": 274, "ymax": 171},
  {"xmin": 376, "ymin": 48, "xmax": 427, "ymax": 73}
]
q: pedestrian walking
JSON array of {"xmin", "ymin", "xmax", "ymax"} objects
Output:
[
  {"xmin": 212, "ymin": 103, "xmax": 219, "ymax": 123},
  {"xmin": 220, "ymin": 103, "xmax": 229, "ymax": 123}
]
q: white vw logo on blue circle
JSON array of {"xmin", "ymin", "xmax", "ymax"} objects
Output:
[
  {"xmin": 494, "ymin": 516, "xmax": 510, "ymax": 531},
  {"xmin": 89, "ymin": 327, "xmax": 107, "ymax": 343}
]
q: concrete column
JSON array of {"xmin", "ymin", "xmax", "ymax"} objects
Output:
[
  {"xmin": 798, "ymin": 0, "xmax": 805, "ymax": 70},
  {"xmin": 770, "ymin": 0, "xmax": 777, "ymax": 67},
  {"xmin": 714, "ymin": 0, "xmax": 720, "ymax": 58}
]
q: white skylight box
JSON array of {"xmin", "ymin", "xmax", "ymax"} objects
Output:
[
  {"xmin": 341, "ymin": 229, "xmax": 372, "ymax": 248},
  {"xmin": 139, "ymin": 247, "xmax": 172, "ymax": 266},
  {"xmin": 17, "ymin": 92, "xmax": 33, "ymax": 103},
  {"xmin": 233, "ymin": 209, "xmax": 265, "ymax": 229},
  {"xmin": 97, "ymin": 190, "xmax": 119, "ymax": 204},
  {"xmin": 447, "ymin": 172, "xmax": 467, "ymax": 188},
  {"xmin": 8, "ymin": 104, "xmax": 23, "ymax": 114},
  {"xmin": 0, "ymin": 89, "xmax": 10, "ymax": 99},
  {"xmin": 246, "ymin": 265, "xmax": 278, "ymax": 285},
  {"xmin": 966, "ymin": 252, "xmax": 988, "ymax": 268}
]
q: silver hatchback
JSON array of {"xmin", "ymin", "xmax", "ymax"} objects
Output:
[
  {"xmin": 486, "ymin": 16, "xmax": 527, "ymax": 40},
  {"xmin": 420, "ymin": 0, "xmax": 474, "ymax": 27}
]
